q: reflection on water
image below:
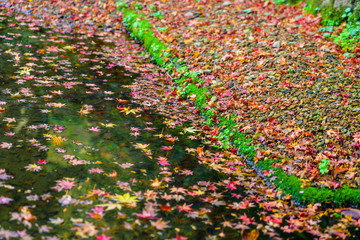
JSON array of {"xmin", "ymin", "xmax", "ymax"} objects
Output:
[{"xmin": 0, "ymin": 10, "xmax": 232, "ymax": 240}]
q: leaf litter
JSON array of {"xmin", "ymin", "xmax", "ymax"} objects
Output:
[
  {"xmin": 122, "ymin": 0, "xmax": 360, "ymax": 191},
  {"xmin": 0, "ymin": 0, "xmax": 359, "ymax": 239}
]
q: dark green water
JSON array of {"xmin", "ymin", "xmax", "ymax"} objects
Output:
[{"xmin": 0, "ymin": 11, "xmax": 229, "ymax": 240}]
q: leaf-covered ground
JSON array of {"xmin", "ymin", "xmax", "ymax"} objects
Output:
[
  {"xmin": 1, "ymin": 0, "xmax": 360, "ymax": 239},
  {"xmin": 119, "ymin": 0, "xmax": 360, "ymax": 190}
]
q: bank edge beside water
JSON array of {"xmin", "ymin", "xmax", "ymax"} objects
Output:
[{"xmin": 116, "ymin": 2, "xmax": 360, "ymax": 207}]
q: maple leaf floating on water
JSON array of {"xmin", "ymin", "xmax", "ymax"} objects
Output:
[
  {"xmin": 161, "ymin": 146, "xmax": 173, "ymax": 151},
  {"xmin": 89, "ymin": 168, "xmax": 104, "ymax": 174},
  {"xmin": 71, "ymin": 221, "xmax": 98, "ymax": 238},
  {"xmin": 55, "ymin": 148, "xmax": 66, "ymax": 153},
  {"xmin": 89, "ymin": 127, "xmax": 100, "ymax": 132},
  {"xmin": 53, "ymin": 179, "xmax": 76, "ymax": 192},
  {"xmin": 36, "ymin": 160, "xmax": 47, "ymax": 165},
  {"xmin": 24, "ymin": 164, "xmax": 42, "ymax": 172},
  {"xmin": 120, "ymin": 107, "xmax": 140, "ymax": 115},
  {"xmin": 0, "ymin": 169, "xmax": 13, "ymax": 181},
  {"xmin": 97, "ymin": 202, "xmax": 122, "ymax": 211},
  {"xmin": 150, "ymin": 219, "xmax": 170, "ymax": 230},
  {"xmin": 16, "ymin": 66, "xmax": 32, "ymax": 75},
  {"xmin": 5, "ymin": 132, "xmax": 15, "ymax": 136},
  {"xmin": 1, "ymin": 142, "xmax": 12, "ymax": 149},
  {"xmin": 100, "ymin": 123, "xmax": 117, "ymax": 128},
  {"xmin": 116, "ymin": 98, "xmax": 129, "ymax": 104},
  {"xmin": 45, "ymin": 102, "xmax": 66, "ymax": 108},
  {"xmin": 96, "ymin": 233, "xmax": 112, "ymax": 240},
  {"xmin": 79, "ymin": 108, "xmax": 90, "ymax": 115},
  {"xmin": 151, "ymin": 178, "xmax": 163, "ymax": 188},
  {"xmin": 10, "ymin": 206, "xmax": 37, "ymax": 228},
  {"xmin": 133, "ymin": 143, "xmax": 150, "ymax": 150},
  {"xmin": 58, "ymin": 194, "xmax": 73, "ymax": 206},
  {"xmin": 157, "ymin": 156, "xmax": 170, "ymax": 166},
  {"xmin": 53, "ymin": 125, "xmax": 64, "ymax": 132},
  {"xmin": 183, "ymin": 127, "xmax": 199, "ymax": 134},
  {"xmin": 3, "ymin": 118, "xmax": 16, "ymax": 123},
  {"xmin": 0, "ymin": 230, "xmax": 17, "ymax": 239},
  {"xmin": 110, "ymin": 193, "xmax": 138, "ymax": 205},
  {"xmin": 49, "ymin": 135, "xmax": 64, "ymax": 146},
  {"xmin": 135, "ymin": 209, "xmax": 157, "ymax": 219},
  {"xmin": 177, "ymin": 203, "xmax": 193, "ymax": 213},
  {"xmin": 116, "ymin": 162, "xmax": 134, "ymax": 169},
  {"xmin": 168, "ymin": 234, "xmax": 188, "ymax": 240},
  {"xmin": 86, "ymin": 206, "xmax": 105, "ymax": 219},
  {"xmin": 133, "ymin": 143, "xmax": 153, "ymax": 158},
  {"xmin": 50, "ymin": 90, "xmax": 63, "ymax": 95},
  {"xmin": 0, "ymin": 196, "xmax": 13, "ymax": 204},
  {"xmin": 63, "ymin": 45, "xmax": 75, "ymax": 51},
  {"xmin": 46, "ymin": 46, "xmax": 59, "ymax": 53},
  {"xmin": 107, "ymin": 171, "xmax": 117, "ymax": 178}
]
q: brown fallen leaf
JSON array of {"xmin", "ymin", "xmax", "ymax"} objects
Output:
[
  {"xmin": 116, "ymin": 98, "xmax": 129, "ymax": 104},
  {"xmin": 279, "ymin": 56, "xmax": 287, "ymax": 65}
]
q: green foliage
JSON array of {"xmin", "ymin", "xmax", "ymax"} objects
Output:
[
  {"xmin": 204, "ymin": 117, "xmax": 213, "ymax": 127},
  {"xmin": 273, "ymin": 170, "xmax": 360, "ymax": 206},
  {"xmin": 156, "ymin": 26, "xmax": 168, "ymax": 33},
  {"xmin": 319, "ymin": 159, "xmax": 330, "ymax": 175},
  {"xmin": 219, "ymin": 115, "xmax": 236, "ymax": 129},
  {"xmin": 151, "ymin": 10, "xmax": 165, "ymax": 19},
  {"xmin": 233, "ymin": 132, "xmax": 254, "ymax": 158},
  {"xmin": 321, "ymin": 16, "xmax": 342, "ymax": 27},
  {"xmin": 341, "ymin": 7, "xmax": 352, "ymax": 19},
  {"xmin": 319, "ymin": 25, "xmax": 334, "ymax": 34},
  {"xmin": 305, "ymin": 1, "xmax": 360, "ymax": 52},
  {"xmin": 134, "ymin": 2, "xmax": 142, "ymax": 10},
  {"xmin": 116, "ymin": 0, "xmax": 127, "ymax": 10},
  {"xmin": 305, "ymin": 0, "xmax": 344, "ymax": 26},
  {"xmin": 205, "ymin": 108, "xmax": 215, "ymax": 117},
  {"xmin": 149, "ymin": 3, "xmax": 157, "ymax": 12},
  {"xmin": 121, "ymin": 9, "xmax": 167, "ymax": 65},
  {"xmin": 256, "ymin": 159, "xmax": 277, "ymax": 170},
  {"xmin": 333, "ymin": 212, "xmax": 343, "ymax": 219},
  {"xmin": 273, "ymin": 0, "xmax": 360, "ymax": 52},
  {"xmin": 272, "ymin": 171, "xmax": 334, "ymax": 204},
  {"xmin": 243, "ymin": 9, "xmax": 252, "ymax": 14},
  {"xmin": 273, "ymin": 0, "xmax": 302, "ymax": 5},
  {"xmin": 333, "ymin": 7, "xmax": 360, "ymax": 52}
]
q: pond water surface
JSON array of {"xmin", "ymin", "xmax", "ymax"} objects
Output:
[{"xmin": 0, "ymin": 10, "xmax": 234, "ymax": 240}]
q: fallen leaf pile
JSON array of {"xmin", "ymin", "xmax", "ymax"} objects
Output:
[{"xmin": 113, "ymin": 0, "xmax": 360, "ymax": 190}]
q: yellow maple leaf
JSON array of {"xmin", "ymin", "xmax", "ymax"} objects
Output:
[
  {"xmin": 100, "ymin": 123, "xmax": 117, "ymax": 128},
  {"xmin": 63, "ymin": 45, "xmax": 75, "ymax": 51},
  {"xmin": 193, "ymin": 189, "xmax": 205, "ymax": 195},
  {"xmin": 121, "ymin": 107, "xmax": 139, "ymax": 115},
  {"xmin": 151, "ymin": 178, "xmax": 162, "ymax": 189},
  {"xmin": 184, "ymin": 127, "xmax": 198, "ymax": 134},
  {"xmin": 133, "ymin": 143, "xmax": 150, "ymax": 150},
  {"xmin": 52, "ymin": 103, "xmax": 66, "ymax": 108},
  {"xmin": 110, "ymin": 193, "xmax": 138, "ymax": 205},
  {"xmin": 17, "ymin": 67, "xmax": 32, "ymax": 75},
  {"xmin": 50, "ymin": 135, "xmax": 64, "ymax": 146}
]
